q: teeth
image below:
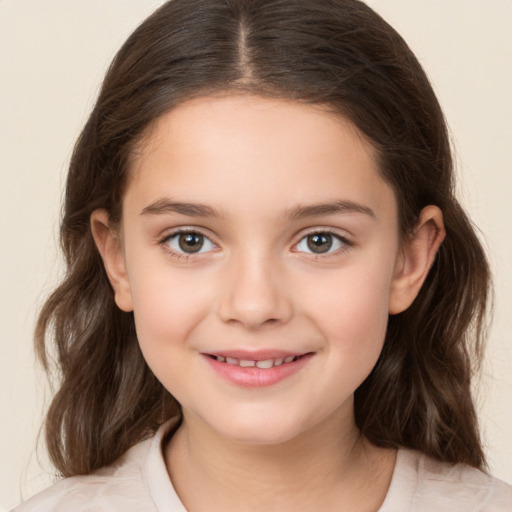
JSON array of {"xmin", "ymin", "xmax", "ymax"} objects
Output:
[
  {"xmin": 256, "ymin": 359, "xmax": 274, "ymax": 369},
  {"xmin": 214, "ymin": 355, "xmax": 299, "ymax": 368}
]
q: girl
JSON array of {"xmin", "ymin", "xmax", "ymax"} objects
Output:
[{"xmin": 14, "ymin": 0, "xmax": 512, "ymax": 510}]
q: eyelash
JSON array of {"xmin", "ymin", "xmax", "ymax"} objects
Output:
[
  {"xmin": 159, "ymin": 228, "xmax": 352, "ymax": 261},
  {"xmin": 294, "ymin": 229, "xmax": 352, "ymax": 258},
  {"xmin": 159, "ymin": 228, "xmax": 216, "ymax": 261}
]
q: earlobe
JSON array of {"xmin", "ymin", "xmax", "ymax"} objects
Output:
[
  {"xmin": 388, "ymin": 205, "xmax": 446, "ymax": 315},
  {"xmin": 90, "ymin": 209, "xmax": 134, "ymax": 312}
]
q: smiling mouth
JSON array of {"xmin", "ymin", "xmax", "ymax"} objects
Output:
[
  {"xmin": 203, "ymin": 351, "xmax": 314, "ymax": 387},
  {"xmin": 205, "ymin": 353, "xmax": 310, "ymax": 369}
]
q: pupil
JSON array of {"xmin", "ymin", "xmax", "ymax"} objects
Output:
[
  {"xmin": 307, "ymin": 234, "xmax": 332, "ymax": 253},
  {"xmin": 179, "ymin": 233, "xmax": 204, "ymax": 253}
]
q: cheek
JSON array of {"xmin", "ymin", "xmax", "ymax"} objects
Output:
[
  {"xmin": 128, "ymin": 272, "xmax": 211, "ymax": 404},
  {"xmin": 128, "ymin": 267, "xmax": 210, "ymax": 359},
  {"xmin": 307, "ymin": 278, "xmax": 390, "ymax": 404},
  {"xmin": 301, "ymin": 259, "xmax": 395, "ymax": 363}
]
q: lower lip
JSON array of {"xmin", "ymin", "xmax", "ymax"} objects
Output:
[{"xmin": 202, "ymin": 354, "xmax": 314, "ymax": 388}]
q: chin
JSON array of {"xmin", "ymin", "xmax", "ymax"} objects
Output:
[{"xmin": 210, "ymin": 413, "xmax": 312, "ymax": 446}]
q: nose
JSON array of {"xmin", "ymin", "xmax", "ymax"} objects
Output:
[{"xmin": 218, "ymin": 251, "xmax": 293, "ymax": 330}]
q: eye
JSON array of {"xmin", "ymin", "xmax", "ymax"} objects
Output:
[
  {"xmin": 164, "ymin": 230, "xmax": 216, "ymax": 255},
  {"xmin": 295, "ymin": 232, "xmax": 346, "ymax": 255}
]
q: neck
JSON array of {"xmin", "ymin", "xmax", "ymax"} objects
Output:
[{"xmin": 164, "ymin": 406, "xmax": 395, "ymax": 512}]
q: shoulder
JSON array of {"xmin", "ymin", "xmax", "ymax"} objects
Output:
[
  {"xmin": 418, "ymin": 452, "xmax": 512, "ymax": 511},
  {"xmin": 381, "ymin": 448, "xmax": 512, "ymax": 512},
  {"xmin": 12, "ymin": 437, "xmax": 156, "ymax": 512}
]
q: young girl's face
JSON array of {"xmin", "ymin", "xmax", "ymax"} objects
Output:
[{"xmin": 97, "ymin": 94, "xmax": 432, "ymax": 445}]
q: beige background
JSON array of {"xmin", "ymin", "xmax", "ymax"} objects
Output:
[{"xmin": 1, "ymin": 0, "xmax": 511, "ymax": 509}]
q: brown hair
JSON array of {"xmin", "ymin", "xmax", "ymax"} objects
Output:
[{"xmin": 36, "ymin": 0, "xmax": 490, "ymax": 477}]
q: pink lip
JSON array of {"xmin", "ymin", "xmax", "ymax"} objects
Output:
[{"xmin": 202, "ymin": 351, "xmax": 314, "ymax": 388}]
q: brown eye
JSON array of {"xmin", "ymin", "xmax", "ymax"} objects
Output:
[
  {"xmin": 178, "ymin": 233, "xmax": 205, "ymax": 253},
  {"xmin": 164, "ymin": 231, "xmax": 215, "ymax": 255},
  {"xmin": 295, "ymin": 232, "xmax": 345, "ymax": 255},
  {"xmin": 307, "ymin": 233, "xmax": 333, "ymax": 253}
]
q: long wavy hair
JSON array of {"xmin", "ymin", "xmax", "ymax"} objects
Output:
[{"xmin": 36, "ymin": 0, "xmax": 490, "ymax": 477}]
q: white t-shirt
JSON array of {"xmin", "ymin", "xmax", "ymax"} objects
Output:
[{"xmin": 13, "ymin": 420, "xmax": 512, "ymax": 511}]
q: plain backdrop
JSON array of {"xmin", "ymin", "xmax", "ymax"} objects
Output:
[{"xmin": 1, "ymin": 1, "xmax": 511, "ymax": 509}]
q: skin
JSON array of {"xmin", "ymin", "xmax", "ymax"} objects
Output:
[{"xmin": 92, "ymin": 94, "xmax": 445, "ymax": 511}]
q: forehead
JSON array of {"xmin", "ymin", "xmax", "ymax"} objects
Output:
[{"xmin": 125, "ymin": 94, "xmax": 396, "ymax": 220}]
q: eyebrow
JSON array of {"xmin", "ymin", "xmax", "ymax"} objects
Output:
[
  {"xmin": 140, "ymin": 198, "xmax": 375, "ymax": 220},
  {"xmin": 140, "ymin": 199, "xmax": 225, "ymax": 218},
  {"xmin": 284, "ymin": 200, "xmax": 375, "ymax": 220}
]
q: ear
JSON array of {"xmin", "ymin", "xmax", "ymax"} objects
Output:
[
  {"xmin": 388, "ymin": 205, "xmax": 446, "ymax": 315},
  {"xmin": 90, "ymin": 209, "xmax": 133, "ymax": 312}
]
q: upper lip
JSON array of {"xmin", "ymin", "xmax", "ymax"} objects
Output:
[{"xmin": 202, "ymin": 350, "xmax": 310, "ymax": 361}]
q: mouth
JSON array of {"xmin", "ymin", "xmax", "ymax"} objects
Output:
[{"xmin": 202, "ymin": 351, "xmax": 314, "ymax": 387}]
